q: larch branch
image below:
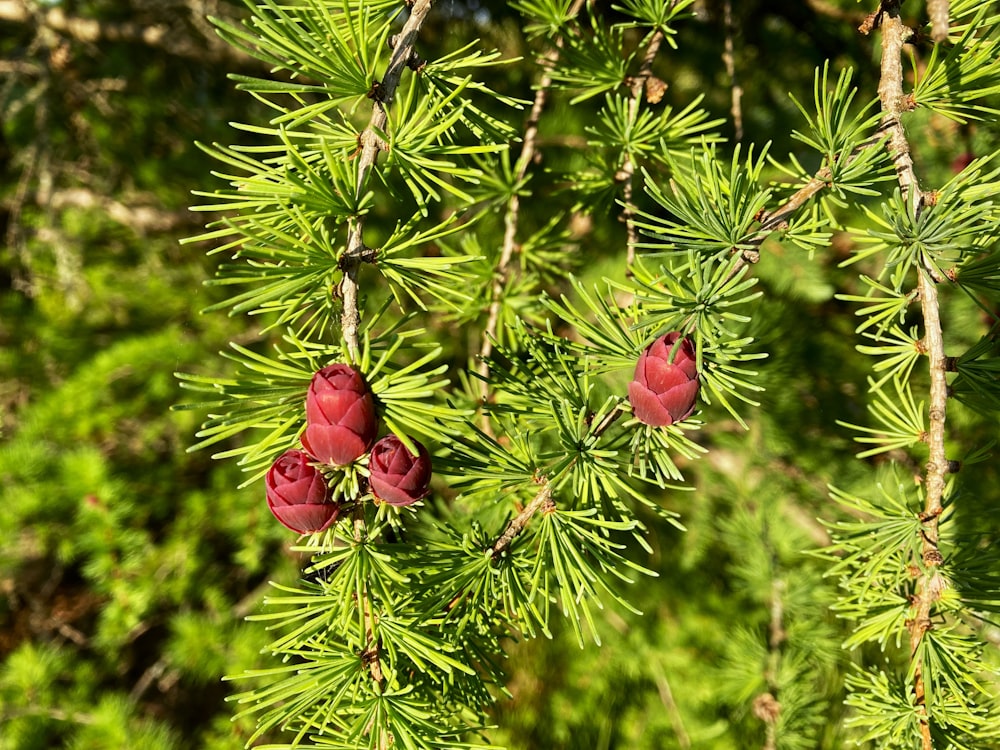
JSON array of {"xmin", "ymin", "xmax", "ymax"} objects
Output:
[
  {"xmin": 876, "ymin": 5, "xmax": 946, "ymax": 749},
  {"xmin": 478, "ymin": 0, "xmax": 585, "ymax": 405},
  {"xmin": 722, "ymin": 0, "xmax": 744, "ymax": 142},
  {"xmin": 340, "ymin": 0, "xmax": 433, "ymax": 359},
  {"xmin": 621, "ymin": 28, "xmax": 666, "ymax": 274},
  {"xmin": 490, "ymin": 481, "xmax": 554, "ymax": 560}
]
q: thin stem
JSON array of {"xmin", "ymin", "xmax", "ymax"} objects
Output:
[
  {"xmin": 340, "ymin": 0, "xmax": 434, "ymax": 359},
  {"xmin": 621, "ymin": 28, "xmax": 666, "ymax": 274},
  {"xmin": 652, "ymin": 664, "xmax": 692, "ymax": 749},
  {"xmin": 723, "ymin": 171, "xmax": 830, "ymax": 283},
  {"xmin": 352, "ymin": 510, "xmax": 384, "ymax": 685},
  {"xmin": 490, "ymin": 480, "xmax": 554, "ymax": 559},
  {"xmin": 918, "ymin": 271, "xmax": 948, "ymax": 527},
  {"xmin": 876, "ymin": 5, "xmax": 947, "ymax": 749},
  {"xmin": 478, "ymin": 0, "xmax": 585, "ymax": 405},
  {"xmin": 489, "ymin": 405, "xmax": 623, "ymax": 558},
  {"xmin": 722, "ymin": 0, "xmax": 744, "ymax": 142}
]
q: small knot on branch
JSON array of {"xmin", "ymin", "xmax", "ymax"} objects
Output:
[
  {"xmin": 918, "ymin": 506, "xmax": 943, "ymax": 523},
  {"xmin": 923, "ymin": 547, "xmax": 944, "ymax": 567},
  {"xmin": 340, "ymin": 245, "xmax": 377, "ymax": 267},
  {"xmin": 751, "ymin": 693, "xmax": 781, "ymax": 724},
  {"xmin": 644, "ymin": 76, "xmax": 667, "ymax": 103}
]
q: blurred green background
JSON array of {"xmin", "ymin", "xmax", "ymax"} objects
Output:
[{"xmin": 2, "ymin": 2, "xmax": 998, "ymax": 748}]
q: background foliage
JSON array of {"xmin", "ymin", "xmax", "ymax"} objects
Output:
[{"xmin": 2, "ymin": 1, "xmax": 1000, "ymax": 749}]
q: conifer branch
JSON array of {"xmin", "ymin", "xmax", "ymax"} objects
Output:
[
  {"xmin": 477, "ymin": 0, "xmax": 585, "ymax": 404},
  {"xmin": 489, "ymin": 404, "xmax": 624, "ymax": 559},
  {"xmin": 876, "ymin": 5, "xmax": 947, "ymax": 748},
  {"xmin": 722, "ymin": 0, "xmax": 744, "ymax": 142},
  {"xmin": 875, "ymin": 2, "xmax": 921, "ymax": 208},
  {"xmin": 490, "ymin": 480, "xmax": 554, "ymax": 560},
  {"xmin": 340, "ymin": 0, "xmax": 434, "ymax": 358},
  {"xmin": 622, "ymin": 28, "xmax": 666, "ymax": 274},
  {"xmin": 724, "ymin": 171, "xmax": 830, "ymax": 281},
  {"xmin": 353, "ymin": 510, "xmax": 386, "ymax": 696}
]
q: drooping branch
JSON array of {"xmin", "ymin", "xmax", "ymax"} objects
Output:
[
  {"xmin": 875, "ymin": 5, "xmax": 947, "ymax": 749},
  {"xmin": 340, "ymin": 0, "xmax": 433, "ymax": 359},
  {"xmin": 477, "ymin": 0, "xmax": 585, "ymax": 403},
  {"xmin": 621, "ymin": 28, "xmax": 667, "ymax": 273},
  {"xmin": 722, "ymin": 0, "xmax": 744, "ymax": 142}
]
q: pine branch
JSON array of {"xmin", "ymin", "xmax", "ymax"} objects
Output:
[
  {"xmin": 875, "ymin": 2, "xmax": 922, "ymax": 208},
  {"xmin": 340, "ymin": 0, "xmax": 434, "ymax": 358},
  {"xmin": 723, "ymin": 171, "xmax": 829, "ymax": 282}
]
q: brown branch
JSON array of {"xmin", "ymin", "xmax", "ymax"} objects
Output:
[
  {"xmin": 723, "ymin": 96, "xmax": 896, "ymax": 284},
  {"xmin": 722, "ymin": 0, "xmax": 744, "ymax": 142},
  {"xmin": 488, "ymin": 405, "xmax": 623, "ymax": 558},
  {"xmin": 910, "ymin": 268, "xmax": 948, "ymax": 750},
  {"xmin": 721, "ymin": 171, "xmax": 830, "ymax": 283},
  {"xmin": 490, "ymin": 480, "xmax": 554, "ymax": 560},
  {"xmin": 339, "ymin": 0, "xmax": 433, "ymax": 359},
  {"xmin": 876, "ymin": 4, "xmax": 922, "ymax": 205},
  {"xmin": 477, "ymin": 0, "xmax": 585, "ymax": 408},
  {"xmin": 876, "ymin": 5, "xmax": 947, "ymax": 749},
  {"xmin": 0, "ymin": 0, "xmax": 249, "ymax": 65},
  {"xmin": 621, "ymin": 28, "xmax": 667, "ymax": 274}
]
